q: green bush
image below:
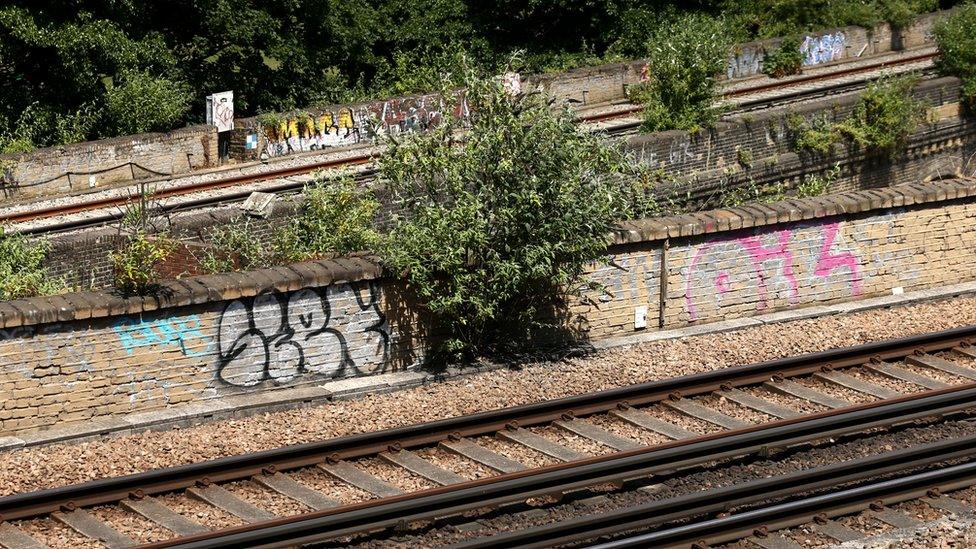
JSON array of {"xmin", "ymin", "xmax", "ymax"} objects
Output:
[
  {"xmin": 935, "ymin": 3, "xmax": 976, "ymax": 109},
  {"xmin": 762, "ymin": 37, "xmax": 803, "ymax": 78},
  {"xmin": 379, "ymin": 58, "xmax": 632, "ymax": 360},
  {"xmin": 102, "ymin": 70, "xmax": 192, "ymax": 136},
  {"xmin": 0, "ymin": 227, "xmax": 65, "ymax": 300},
  {"xmin": 834, "ymin": 74, "xmax": 923, "ymax": 155},
  {"xmin": 787, "ymin": 112, "xmax": 839, "ymax": 155},
  {"xmin": 110, "ymin": 231, "xmax": 175, "ymax": 295},
  {"xmin": 200, "ymin": 218, "xmax": 271, "ymax": 274},
  {"xmin": 788, "ymin": 75, "xmax": 922, "ymax": 156},
  {"xmin": 275, "ymin": 175, "xmax": 381, "ymax": 262},
  {"xmin": 631, "ymin": 12, "xmax": 731, "ymax": 132}
]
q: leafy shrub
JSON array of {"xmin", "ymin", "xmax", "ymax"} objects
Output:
[
  {"xmin": 631, "ymin": 12, "xmax": 730, "ymax": 132},
  {"xmin": 834, "ymin": 74, "xmax": 923, "ymax": 155},
  {"xmin": 935, "ymin": 3, "xmax": 976, "ymax": 110},
  {"xmin": 110, "ymin": 231, "xmax": 175, "ymax": 295},
  {"xmin": 257, "ymin": 112, "xmax": 288, "ymax": 142},
  {"xmin": 762, "ymin": 37, "xmax": 803, "ymax": 78},
  {"xmin": 787, "ymin": 112, "xmax": 838, "ymax": 154},
  {"xmin": 200, "ymin": 218, "xmax": 271, "ymax": 274},
  {"xmin": 102, "ymin": 70, "xmax": 192, "ymax": 136},
  {"xmin": 0, "ymin": 227, "xmax": 65, "ymax": 300},
  {"xmin": 379, "ymin": 58, "xmax": 632, "ymax": 360},
  {"xmin": 275, "ymin": 175, "xmax": 381, "ymax": 262},
  {"xmin": 788, "ymin": 75, "xmax": 922, "ymax": 156}
]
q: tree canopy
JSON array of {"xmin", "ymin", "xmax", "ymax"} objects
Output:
[{"xmin": 0, "ymin": 0, "xmax": 947, "ymax": 151}]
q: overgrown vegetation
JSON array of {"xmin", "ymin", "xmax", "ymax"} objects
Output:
[
  {"xmin": 199, "ymin": 219, "xmax": 270, "ymax": 274},
  {"xmin": 200, "ymin": 176, "xmax": 380, "ymax": 274},
  {"xmin": 629, "ymin": 12, "xmax": 731, "ymax": 132},
  {"xmin": 762, "ymin": 37, "xmax": 804, "ymax": 78},
  {"xmin": 0, "ymin": 1, "xmax": 948, "ymax": 151},
  {"xmin": 788, "ymin": 74, "xmax": 924, "ymax": 156},
  {"xmin": 0, "ymin": 227, "xmax": 65, "ymax": 300},
  {"xmin": 275, "ymin": 177, "xmax": 381, "ymax": 262},
  {"xmin": 378, "ymin": 58, "xmax": 636, "ymax": 360},
  {"xmin": 935, "ymin": 2, "xmax": 976, "ymax": 109},
  {"xmin": 835, "ymin": 74, "xmax": 924, "ymax": 153},
  {"xmin": 110, "ymin": 190, "xmax": 175, "ymax": 295}
]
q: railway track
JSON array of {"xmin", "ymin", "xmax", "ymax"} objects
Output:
[
  {"xmin": 3, "ymin": 49, "xmax": 937, "ymax": 235},
  {"xmin": 457, "ymin": 435, "xmax": 976, "ymax": 549},
  {"xmin": 3, "ymin": 325, "xmax": 976, "ymax": 548}
]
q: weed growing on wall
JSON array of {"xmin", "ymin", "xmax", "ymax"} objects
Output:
[
  {"xmin": 629, "ymin": 12, "xmax": 731, "ymax": 132},
  {"xmin": 762, "ymin": 37, "xmax": 803, "ymax": 78},
  {"xmin": 0, "ymin": 227, "xmax": 65, "ymax": 300},
  {"xmin": 797, "ymin": 163, "xmax": 841, "ymax": 197},
  {"xmin": 199, "ymin": 218, "xmax": 271, "ymax": 274},
  {"xmin": 834, "ymin": 74, "xmax": 923, "ymax": 155},
  {"xmin": 935, "ymin": 4, "xmax": 976, "ymax": 110},
  {"xmin": 110, "ymin": 232, "xmax": 175, "ymax": 295},
  {"xmin": 788, "ymin": 74, "xmax": 923, "ymax": 157},
  {"xmin": 788, "ymin": 112, "xmax": 838, "ymax": 155},
  {"xmin": 110, "ymin": 188, "xmax": 175, "ymax": 295},
  {"xmin": 379, "ymin": 57, "xmax": 633, "ymax": 360},
  {"xmin": 275, "ymin": 176, "xmax": 381, "ymax": 262}
]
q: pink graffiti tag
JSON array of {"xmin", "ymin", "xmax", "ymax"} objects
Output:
[
  {"xmin": 684, "ymin": 230, "xmax": 798, "ymax": 321},
  {"xmin": 813, "ymin": 223, "xmax": 862, "ymax": 295}
]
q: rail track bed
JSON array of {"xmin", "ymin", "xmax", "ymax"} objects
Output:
[
  {"xmin": 2, "ymin": 326, "xmax": 976, "ymax": 547},
  {"xmin": 2, "ymin": 48, "xmax": 937, "ymax": 237}
]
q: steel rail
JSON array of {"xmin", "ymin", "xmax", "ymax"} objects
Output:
[
  {"xmin": 4, "ymin": 51, "xmax": 938, "ymax": 232},
  {"xmin": 454, "ymin": 435, "xmax": 976, "ymax": 549},
  {"xmin": 139, "ymin": 383, "xmax": 976, "ymax": 548},
  {"xmin": 1, "ymin": 325, "xmax": 972, "ymax": 524},
  {"xmin": 590, "ymin": 459, "xmax": 976, "ymax": 548}
]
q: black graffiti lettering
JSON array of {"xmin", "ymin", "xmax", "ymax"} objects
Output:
[{"xmin": 216, "ymin": 283, "xmax": 390, "ymax": 387}]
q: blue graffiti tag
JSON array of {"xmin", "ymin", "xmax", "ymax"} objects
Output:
[{"xmin": 113, "ymin": 315, "xmax": 212, "ymax": 357}]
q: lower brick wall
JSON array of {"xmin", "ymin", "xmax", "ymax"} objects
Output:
[
  {"xmin": 0, "ymin": 278, "xmax": 424, "ymax": 433},
  {"xmin": 2, "ymin": 180, "xmax": 976, "ymax": 436}
]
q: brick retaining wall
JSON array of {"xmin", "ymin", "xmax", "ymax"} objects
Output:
[
  {"xmin": 0, "ymin": 126, "xmax": 218, "ymax": 200},
  {"xmin": 3, "ymin": 179, "xmax": 976, "ymax": 436}
]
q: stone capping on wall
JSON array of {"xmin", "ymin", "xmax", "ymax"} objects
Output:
[
  {"xmin": 2, "ymin": 178, "xmax": 973, "ymax": 331},
  {"xmin": 0, "ymin": 255, "xmax": 383, "ymax": 331},
  {"xmin": 614, "ymin": 177, "xmax": 976, "ymax": 245},
  {"xmin": 0, "ymin": 124, "xmax": 216, "ymax": 163}
]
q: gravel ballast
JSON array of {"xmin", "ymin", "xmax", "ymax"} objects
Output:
[
  {"xmin": 2, "ymin": 297, "xmax": 976, "ymax": 497},
  {"xmin": 353, "ymin": 418, "xmax": 976, "ymax": 548}
]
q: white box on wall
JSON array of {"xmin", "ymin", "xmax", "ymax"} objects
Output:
[{"xmin": 634, "ymin": 306, "xmax": 648, "ymax": 330}]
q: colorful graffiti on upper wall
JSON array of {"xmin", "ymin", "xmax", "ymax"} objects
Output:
[
  {"xmin": 801, "ymin": 32, "xmax": 846, "ymax": 66},
  {"xmin": 726, "ymin": 31, "xmax": 848, "ymax": 79},
  {"xmin": 261, "ymin": 93, "xmax": 471, "ymax": 158}
]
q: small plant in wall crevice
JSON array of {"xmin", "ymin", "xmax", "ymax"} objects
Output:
[{"xmin": 110, "ymin": 186, "xmax": 176, "ymax": 296}]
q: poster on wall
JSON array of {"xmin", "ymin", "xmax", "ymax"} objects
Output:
[{"xmin": 206, "ymin": 91, "xmax": 235, "ymax": 132}]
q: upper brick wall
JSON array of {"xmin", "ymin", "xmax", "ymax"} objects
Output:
[{"xmin": 0, "ymin": 125, "xmax": 218, "ymax": 200}]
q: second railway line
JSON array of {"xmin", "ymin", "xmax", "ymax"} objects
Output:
[{"xmin": 3, "ymin": 325, "xmax": 976, "ymax": 547}]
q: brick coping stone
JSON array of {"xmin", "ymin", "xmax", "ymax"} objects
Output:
[{"xmin": 0, "ymin": 178, "xmax": 972, "ymax": 331}]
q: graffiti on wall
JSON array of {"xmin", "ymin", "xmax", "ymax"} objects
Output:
[
  {"xmin": 262, "ymin": 93, "xmax": 471, "ymax": 158},
  {"xmin": 587, "ymin": 253, "xmax": 659, "ymax": 304},
  {"xmin": 216, "ymin": 283, "xmax": 389, "ymax": 387},
  {"xmin": 113, "ymin": 315, "xmax": 212, "ymax": 357},
  {"xmin": 727, "ymin": 46, "xmax": 763, "ymax": 80},
  {"xmin": 683, "ymin": 221, "xmax": 863, "ymax": 321},
  {"xmin": 801, "ymin": 32, "xmax": 846, "ymax": 66}
]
